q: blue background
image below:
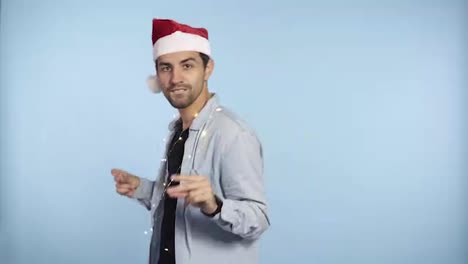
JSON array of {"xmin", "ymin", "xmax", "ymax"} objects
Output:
[{"xmin": 1, "ymin": 0, "xmax": 467, "ymax": 263}]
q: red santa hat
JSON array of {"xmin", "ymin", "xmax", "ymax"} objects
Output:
[{"xmin": 147, "ymin": 19, "xmax": 211, "ymax": 93}]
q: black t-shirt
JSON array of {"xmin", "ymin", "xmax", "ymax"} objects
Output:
[{"xmin": 157, "ymin": 123, "xmax": 189, "ymax": 264}]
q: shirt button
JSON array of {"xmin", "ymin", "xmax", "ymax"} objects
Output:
[{"xmin": 164, "ymin": 248, "xmax": 169, "ymax": 252}]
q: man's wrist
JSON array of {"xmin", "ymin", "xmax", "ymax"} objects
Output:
[
  {"xmin": 202, "ymin": 195, "xmax": 223, "ymax": 217},
  {"xmin": 131, "ymin": 176, "xmax": 141, "ymax": 189}
]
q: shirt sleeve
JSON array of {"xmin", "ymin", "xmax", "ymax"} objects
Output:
[
  {"xmin": 132, "ymin": 177, "xmax": 155, "ymax": 211},
  {"xmin": 210, "ymin": 129, "xmax": 270, "ymax": 240}
]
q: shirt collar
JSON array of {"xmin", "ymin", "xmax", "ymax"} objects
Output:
[{"xmin": 168, "ymin": 93, "xmax": 220, "ymax": 132}]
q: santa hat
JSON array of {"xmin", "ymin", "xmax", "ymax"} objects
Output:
[{"xmin": 147, "ymin": 19, "xmax": 211, "ymax": 93}]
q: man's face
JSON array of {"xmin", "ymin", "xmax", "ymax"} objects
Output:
[{"xmin": 156, "ymin": 51, "xmax": 211, "ymax": 109}]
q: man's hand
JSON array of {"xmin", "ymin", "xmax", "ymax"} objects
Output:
[
  {"xmin": 166, "ymin": 175, "xmax": 218, "ymax": 215},
  {"xmin": 111, "ymin": 169, "xmax": 141, "ymax": 198}
]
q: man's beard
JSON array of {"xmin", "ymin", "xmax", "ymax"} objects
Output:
[{"xmin": 165, "ymin": 82, "xmax": 203, "ymax": 109}]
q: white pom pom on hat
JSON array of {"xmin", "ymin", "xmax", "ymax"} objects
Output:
[
  {"xmin": 147, "ymin": 75, "xmax": 161, "ymax": 93},
  {"xmin": 147, "ymin": 19, "xmax": 211, "ymax": 94}
]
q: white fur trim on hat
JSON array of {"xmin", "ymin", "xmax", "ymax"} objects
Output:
[
  {"xmin": 147, "ymin": 75, "xmax": 161, "ymax": 93},
  {"xmin": 153, "ymin": 31, "xmax": 211, "ymax": 60}
]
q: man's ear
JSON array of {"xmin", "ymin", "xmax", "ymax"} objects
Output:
[{"xmin": 204, "ymin": 59, "xmax": 215, "ymax": 81}]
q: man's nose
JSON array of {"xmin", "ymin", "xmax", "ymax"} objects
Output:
[{"xmin": 170, "ymin": 67, "xmax": 184, "ymax": 85}]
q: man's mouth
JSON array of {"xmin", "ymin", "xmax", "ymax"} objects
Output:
[{"xmin": 170, "ymin": 87, "xmax": 189, "ymax": 94}]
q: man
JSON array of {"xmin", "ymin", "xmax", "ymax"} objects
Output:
[{"xmin": 111, "ymin": 18, "xmax": 270, "ymax": 264}]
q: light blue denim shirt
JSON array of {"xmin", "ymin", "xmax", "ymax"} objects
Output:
[{"xmin": 133, "ymin": 94, "xmax": 270, "ymax": 264}]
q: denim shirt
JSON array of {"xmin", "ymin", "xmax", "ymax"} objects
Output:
[{"xmin": 133, "ymin": 94, "xmax": 270, "ymax": 264}]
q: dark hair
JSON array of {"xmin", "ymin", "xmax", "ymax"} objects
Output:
[
  {"xmin": 155, "ymin": 52, "xmax": 210, "ymax": 71},
  {"xmin": 199, "ymin": 52, "xmax": 210, "ymax": 68}
]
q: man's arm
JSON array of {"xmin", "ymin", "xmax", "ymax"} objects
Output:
[
  {"xmin": 112, "ymin": 168, "xmax": 155, "ymax": 211},
  {"xmin": 132, "ymin": 178, "xmax": 155, "ymax": 210},
  {"xmin": 210, "ymin": 129, "xmax": 270, "ymax": 240}
]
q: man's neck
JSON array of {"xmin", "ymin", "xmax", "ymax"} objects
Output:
[{"xmin": 179, "ymin": 88, "xmax": 212, "ymax": 130}]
